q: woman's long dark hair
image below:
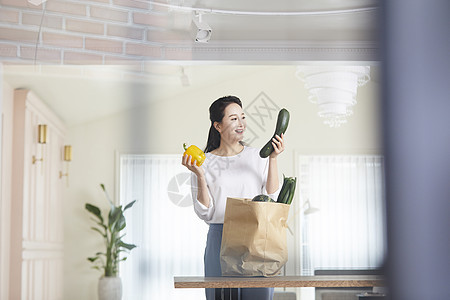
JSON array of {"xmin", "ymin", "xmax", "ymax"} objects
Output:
[{"xmin": 204, "ymin": 95, "xmax": 243, "ymax": 153}]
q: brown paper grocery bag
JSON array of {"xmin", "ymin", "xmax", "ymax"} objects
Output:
[{"xmin": 220, "ymin": 197, "xmax": 290, "ymax": 277}]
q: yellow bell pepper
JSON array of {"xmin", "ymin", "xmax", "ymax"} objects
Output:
[{"xmin": 183, "ymin": 143, "xmax": 206, "ymax": 166}]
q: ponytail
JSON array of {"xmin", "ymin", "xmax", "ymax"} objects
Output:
[{"xmin": 204, "ymin": 126, "xmax": 221, "ymax": 153}]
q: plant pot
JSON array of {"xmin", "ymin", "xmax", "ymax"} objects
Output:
[{"xmin": 98, "ymin": 276, "xmax": 122, "ymax": 300}]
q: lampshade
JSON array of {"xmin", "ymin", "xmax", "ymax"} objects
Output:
[
  {"xmin": 303, "ymin": 199, "xmax": 320, "ymax": 215},
  {"xmin": 38, "ymin": 124, "xmax": 47, "ymax": 144},
  {"xmin": 296, "ymin": 66, "xmax": 371, "ymax": 127},
  {"xmin": 64, "ymin": 145, "xmax": 72, "ymax": 161}
]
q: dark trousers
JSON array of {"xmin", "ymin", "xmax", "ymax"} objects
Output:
[{"xmin": 204, "ymin": 224, "xmax": 274, "ymax": 300}]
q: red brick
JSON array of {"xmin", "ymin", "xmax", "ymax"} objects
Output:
[
  {"xmin": 0, "ymin": 8, "xmax": 19, "ymax": 23},
  {"xmin": 20, "ymin": 46, "xmax": 61, "ymax": 62},
  {"xmin": 107, "ymin": 24, "xmax": 143, "ymax": 40},
  {"xmin": 0, "ymin": 27, "xmax": 38, "ymax": 43},
  {"xmin": 22, "ymin": 12, "xmax": 63, "ymax": 29},
  {"xmin": 0, "ymin": 0, "xmax": 41, "ymax": 9},
  {"xmin": 133, "ymin": 12, "xmax": 169, "ymax": 28},
  {"xmin": 112, "ymin": 0, "xmax": 149, "ymax": 10},
  {"xmin": 42, "ymin": 32, "xmax": 83, "ymax": 49},
  {"xmin": 46, "ymin": 0, "xmax": 86, "ymax": 16},
  {"xmin": 85, "ymin": 37, "xmax": 123, "ymax": 54},
  {"xmin": 64, "ymin": 51, "xmax": 103, "ymax": 64},
  {"xmin": 90, "ymin": 6, "xmax": 129, "ymax": 23},
  {"xmin": 66, "ymin": 19, "xmax": 104, "ymax": 35},
  {"xmin": 0, "ymin": 43, "xmax": 18, "ymax": 57},
  {"xmin": 149, "ymin": 3, "xmax": 169, "ymax": 13},
  {"xmin": 125, "ymin": 42, "xmax": 161, "ymax": 58}
]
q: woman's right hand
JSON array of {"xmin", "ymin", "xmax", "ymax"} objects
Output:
[{"xmin": 182, "ymin": 154, "xmax": 204, "ymax": 177}]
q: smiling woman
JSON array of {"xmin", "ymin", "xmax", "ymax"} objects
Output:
[{"xmin": 182, "ymin": 95, "xmax": 285, "ymax": 299}]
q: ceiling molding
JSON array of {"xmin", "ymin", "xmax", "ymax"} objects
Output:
[{"xmin": 162, "ymin": 41, "xmax": 379, "ymax": 62}]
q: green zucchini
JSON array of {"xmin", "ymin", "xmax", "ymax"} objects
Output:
[
  {"xmin": 284, "ymin": 180, "xmax": 294, "ymax": 204},
  {"xmin": 259, "ymin": 108, "xmax": 290, "ymax": 158},
  {"xmin": 286, "ymin": 177, "xmax": 297, "ymax": 205},
  {"xmin": 277, "ymin": 175, "xmax": 290, "ymax": 203},
  {"xmin": 277, "ymin": 176, "xmax": 297, "ymax": 204},
  {"xmin": 252, "ymin": 194, "xmax": 275, "ymax": 202}
]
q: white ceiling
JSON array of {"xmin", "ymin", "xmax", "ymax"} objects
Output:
[
  {"xmin": 2, "ymin": 62, "xmax": 379, "ymax": 127},
  {"xmin": 1, "ymin": 64, "xmax": 272, "ymax": 125},
  {"xmin": 163, "ymin": 0, "xmax": 379, "ymax": 44}
]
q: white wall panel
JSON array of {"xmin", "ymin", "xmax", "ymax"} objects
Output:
[
  {"xmin": 10, "ymin": 89, "xmax": 66, "ymax": 300},
  {"xmin": 1, "ymin": 81, "xmax": 14, "ymax": 300}
]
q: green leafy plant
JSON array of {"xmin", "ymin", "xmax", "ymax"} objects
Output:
[{"xmin": 85, "ymin": 183, "xmax": 137, "ymax": 277}]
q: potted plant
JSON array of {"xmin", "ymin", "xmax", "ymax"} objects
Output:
[{"xmin": 85, "ymin": 183, "xmax": 137, "ymax": 300}]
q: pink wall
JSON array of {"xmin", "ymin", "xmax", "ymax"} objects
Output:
[{"xmin": 0, "ymin": 0, "xmax": 193, "ymax": 64}]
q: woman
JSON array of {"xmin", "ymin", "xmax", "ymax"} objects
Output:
[{"xmin": 181, "ymin": 95, "xmax": 285, "ymax": 300}]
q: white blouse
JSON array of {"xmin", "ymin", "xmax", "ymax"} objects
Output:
[{"xmin": 191, "ymin": 146, "xmax": 281, "ymax": 224}]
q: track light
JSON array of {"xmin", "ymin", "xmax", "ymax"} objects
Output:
[{"xmin": 191, "ymin": 13, "xmax": 212, "ymax": 43}]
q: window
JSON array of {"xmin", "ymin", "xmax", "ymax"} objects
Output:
[
  {"xmin": 297, "ymin": 155, "xmax": 387, "ymax": 275},
  {"xmin": 119, "ymin": 154, "xmax": 208, "ymax": 300}
]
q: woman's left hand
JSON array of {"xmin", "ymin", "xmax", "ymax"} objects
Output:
[{"xmin": 269, "ymin": 133, "xmax": 285, "ymax": 158}]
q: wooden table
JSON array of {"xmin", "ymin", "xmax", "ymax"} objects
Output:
[{"xmin": 174, "ymin": 275, "xmax": 385, "ymax": 300}]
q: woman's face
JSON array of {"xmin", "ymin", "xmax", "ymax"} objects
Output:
[{"xmin": 215, "ymin": 103, "xmax": 246, "ymax": 144}]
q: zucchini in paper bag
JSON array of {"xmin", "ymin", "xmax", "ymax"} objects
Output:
[
  {"xmin": 277, "ymin": 175, "xmax": 297, "ymax": 204},
  {"xmin": 252, "ymin": 194, "xmax": 275, "ymax": 202}
]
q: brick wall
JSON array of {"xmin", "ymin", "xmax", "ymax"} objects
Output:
[{"xmin": 0, "ymin": 0, "xmax": 194, "ymax": 65}]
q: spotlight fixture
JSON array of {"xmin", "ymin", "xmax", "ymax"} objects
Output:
[{"xmin": 191, "ymin": 13, "xmax": 212, "ymax": 43}]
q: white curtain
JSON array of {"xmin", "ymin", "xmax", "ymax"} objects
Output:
[
  {"xmin": 119, "ymin": 154, "xmax": 208, "ymax": 300},
  {"xmin": 297, "ymin": 155, "xmax": 387, "ymax": 275}
]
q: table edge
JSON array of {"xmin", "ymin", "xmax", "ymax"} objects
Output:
[{"xmin": 174, "ymin": 275, "xmax": 385, "ymax": 289}]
